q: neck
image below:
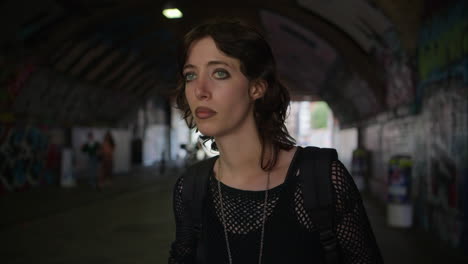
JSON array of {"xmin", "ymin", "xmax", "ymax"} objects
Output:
[{"xmin": 215, "ymin": 122, "xmax": 268, "ymax": 181}]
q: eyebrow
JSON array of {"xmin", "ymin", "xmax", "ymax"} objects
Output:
[{"xmin": 183, "ymin": 60, "xmax": 231, "ymax": 70}]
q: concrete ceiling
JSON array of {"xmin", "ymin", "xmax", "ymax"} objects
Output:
[{"xmin": 0, "ymin": 0, "xmax": 424, "ymax": 127}]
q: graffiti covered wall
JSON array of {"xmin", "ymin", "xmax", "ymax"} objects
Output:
[
  {"xmin": 421, "ymin": 83, "xmax": 467, "ymax": 248},
  {"xmin": 364, "ymin": 0, "xmax": 468, "ymax": 250},
  {"xmin": 363, "ymin": 83, "xmax": 467, "ymax": 249},
  {"xmin": 0, "ymin": 125, "xmax": 63, "ymax": 195},
  {"xmin": 418, "ymin": 0, "xmax": 468, "ymax": 249},
  {"xmin": 418, "ymin": 0, "xmax": 468, "ymax": 89}
]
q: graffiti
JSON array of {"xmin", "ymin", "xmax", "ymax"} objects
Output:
[
  {"xmin": 414, "ymin": 3, "xmax": 468, "ymax": 248},
  {"xmin": 0, "ymin": 124, "xmax": 61, "ymax": 193},
  {"xmin": 363, "ymin": 82, "xmax": 467, "ymax": 249},
  {"xmin": 418, "ymin": 0, "xmax": 468, "ymax": 86},
  {"xmin": 430, "ymin": 148, "xmax": 457, "ymax": 208},
  {"xmin": 428, "ymin": 205, "xmax": 462, "ymax": 247},
  {"xmin": 377, "ymin": 29, "xmax": 415, "ymax": 109},
  {"xmin": 379, "ymin": 50, "xmax": 416, "ymax": 108},
  {"xmin": 0, "ymin": 61, "xmax": 37, "ymax": 120},
  {"xmin": 462, "ymin": 167, "xmax": 468, "ymax": 251},
  {"xmin": 422, "ymin": 85, "xmax": 468, "ymax": 247}
]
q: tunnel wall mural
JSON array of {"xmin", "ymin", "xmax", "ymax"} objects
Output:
[
  {"xmin": 0, "ymin": 124, "xmax": 63, "ymax": 195},
  {"xmin": 363, "ymin": 0, "xmax": 468, "ymax": 251},
  {"xmin": 0, "ymin": 58, "xmax": 62, "ymax": 194},
  {"xmin": 0, "ymin": 60, "xmax": 132, "ymax": 194},
  {"xmin": 363, "ymin": 81, "xmax": 467, "ymax": 251}
]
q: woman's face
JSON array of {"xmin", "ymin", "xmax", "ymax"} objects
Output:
[{"xmin": 183, "ymin": 36, "xmax": 261, "ymax": 138}]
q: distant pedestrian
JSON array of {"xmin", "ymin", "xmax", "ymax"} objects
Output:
[
  {"xmin": 99, "ymin": 131, "xmax": 115, "ymax": 187},
  {"xmin": 81, "ymin": 131, "xmax": 100, "ymax": 188}
]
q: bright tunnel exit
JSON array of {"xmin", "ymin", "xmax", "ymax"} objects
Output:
[{"xmin": 286, "ymin": 101, "xmax": 357, "ymax": 171}]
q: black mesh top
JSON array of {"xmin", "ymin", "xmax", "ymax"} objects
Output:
[{"xmin": 169, "ymin": 155, "xmax": 383, "ymax": 264}]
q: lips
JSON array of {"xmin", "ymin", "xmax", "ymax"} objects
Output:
[{"xmin": 195, "ymin": 107, "xmax": 217, "ymax": 119}]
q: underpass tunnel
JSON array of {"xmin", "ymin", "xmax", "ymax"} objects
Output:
[{"xmin": 0, "ymin": 0, "xmax": 467, "ymax": 263}]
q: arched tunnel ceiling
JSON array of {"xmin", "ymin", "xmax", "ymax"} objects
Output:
[{"xmin": 0, "ymin": 0, "xmax": 424, "ymax": 127}]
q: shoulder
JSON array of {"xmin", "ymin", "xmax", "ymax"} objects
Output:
[
  {"xmin": 329, "ymin": 160, "xmax": 354, "ymax": 188},
  {"xmin": 329, "ymin": 160, "xmax": 362, "ymax": 209},
  {"xmin": 192, "ymin": 156, "xmax": 218, "ymax": 170},
  {"xmin": 298, "ymin": 146, "xmax": 338, "ymax": 161},
  {"xmin": 180, "ymin": 156, "xmax": 218, "ymax": 180},
  {"xmin": 174, "ymin": 156, "xmax": 218, "ymax": 195}
]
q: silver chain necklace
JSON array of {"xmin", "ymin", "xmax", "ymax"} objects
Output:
[{"xmin": 216, "ymin": 159, "xmax": 271, "ymax": 264}]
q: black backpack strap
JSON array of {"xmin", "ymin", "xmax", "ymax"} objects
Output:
[
  {"xmin": 299, "ymin": 146, "xmax": 340, "ymax": 264},
  {"xmin": 182, "ymin": 156, "xmax": 217, "ymax": 264}
]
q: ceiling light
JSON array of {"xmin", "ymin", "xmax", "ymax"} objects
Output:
[{"xmin": 162, "ymin": 8, "xmax": 183, "ymax": 19}]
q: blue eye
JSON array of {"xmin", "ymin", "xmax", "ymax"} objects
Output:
[
  {"xmin": 184, "ymin": 72, "xmax": 197, "ymax": 82},
  {"xmin": 214, "ymin": 70, "xmax": 229, "ymax": 79}
]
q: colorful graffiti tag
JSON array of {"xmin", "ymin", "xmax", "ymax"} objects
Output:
[
  {"xmin": 0, "ymin": 124, "xmax": 61, "ymax": 194},
  {"xmin": 418, "ymin": 0, "xmax": 468, "ymax": 87}
]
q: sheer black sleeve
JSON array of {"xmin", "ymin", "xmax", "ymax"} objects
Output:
[
  {"xmin": 168, "ymin": 176, "xmax": 196, "ymax": 264},
  {"xmin": 331, "ymin": 160, "xmax": 384, "ymax": 263}
]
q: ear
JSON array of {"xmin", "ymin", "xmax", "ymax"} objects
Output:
[{"xmin": 249, "ymin": 79, "xmax": 267, "ymax": 100}]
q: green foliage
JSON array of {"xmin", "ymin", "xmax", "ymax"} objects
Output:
[{"xmin": 310, "ymin": 102, "xmax": 330, "ymax": 129}]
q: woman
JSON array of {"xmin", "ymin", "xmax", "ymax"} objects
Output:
[
  {"xmin": 99, "ymin": 131, "xmax": 115, "ymax": 187},
  {"xmin": 169, "ymin": 19, "xmax": 383, "ymax": 264}
]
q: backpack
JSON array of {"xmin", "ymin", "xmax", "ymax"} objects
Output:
[{"xmin": 182, "ymin": 146, "xmax": 340, "ymax": 263}]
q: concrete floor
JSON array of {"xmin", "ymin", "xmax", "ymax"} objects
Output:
[{"xmin": 0, "ymin": 166, "xmax": 467, "ymax": 264}]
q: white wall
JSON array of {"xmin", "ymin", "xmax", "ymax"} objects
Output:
[
  {"xmin": 170, "ymin": 109, "xmax": 190, "ymax": 160},
  {"xmin": 143, "ymin": 124, "xmax": 169, "ymax": 166},
  {"xmin": 111, "ymin": 130, "xmax": 131, "ymax": 173},
  {"xmin": 333, "ymin": 127, "xmax": 358, "ymax": 171}
]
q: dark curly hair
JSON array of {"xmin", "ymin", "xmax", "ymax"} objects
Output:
[{"xmin": 175, "ymin": 18, "xmax": 295, "ymax": 171}]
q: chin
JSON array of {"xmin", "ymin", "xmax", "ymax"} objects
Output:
[
  {"xmin": 196, "ymin": 123, "xmax": 222, "ymax": 138},
  {"xmin": 196, "ymin": 127, "xmax": 217, "ymax": 137}
]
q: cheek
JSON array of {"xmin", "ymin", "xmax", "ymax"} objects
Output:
[
  {"xmin": 184, "ymin": 87, "xmax": 195, "ymax": 108},
  {"xmin": 229, "ymin": 88, "xmax": 252, "ymax": 108},
  {"xmin": 221, "ymin": 81, "xmax": 251, "ymax": 102}
]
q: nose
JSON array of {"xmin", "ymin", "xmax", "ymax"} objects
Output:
[{"xmin": 194, "ymin": 76, "xmax": 211, "ymax": 100}]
